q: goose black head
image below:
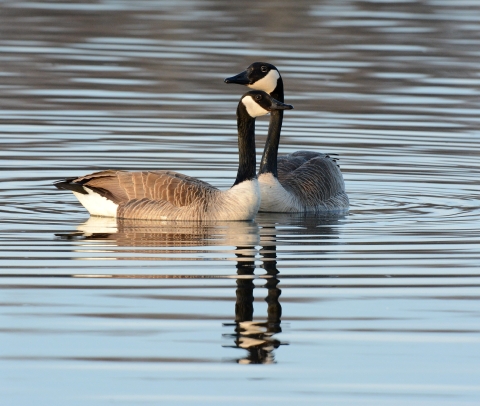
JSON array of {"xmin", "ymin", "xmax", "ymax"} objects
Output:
[
  {"xmin": 225, "ymin": 62, "xmax": 282, "ymax": 96},
  {"xmin": 240, "ymin": 90, "xmax": 293, "ymax": 118}
]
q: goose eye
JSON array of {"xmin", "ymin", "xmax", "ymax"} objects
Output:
[
  {"xmin": 261, "ymin": 66, "xmax": 268, "ymax": 72},
  {"xmin": 255, "ymin": 94, "xmax": 262, "ymax": 101}
]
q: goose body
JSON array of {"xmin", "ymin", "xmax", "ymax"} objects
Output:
[
  {"xmin": 54, "ymin": 91, "xmax": 293, "ymax": 221},
  {"xmin": 61, "ymin": 169, "xmax": 259, "ymax": 221},
  {"xmin": 225, "ymin": 62, "xmax": 349, "ymax": 213},
  {"xmin": 260, "ymin": 151, "xmax": 349, "ymax": 212}
]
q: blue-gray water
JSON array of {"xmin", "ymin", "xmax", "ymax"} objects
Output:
[{"xmin": 1, "ymin": 0, "xmax": 480, "ymax": 405}]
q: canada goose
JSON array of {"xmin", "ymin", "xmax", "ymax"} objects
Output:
[
  {"xmin": 225, "ymin": 62, "xmax": 349, "ymax": 213},
  {"xmin": 54, "ymin": 90, "xmax": 293, "ymax": 221}
]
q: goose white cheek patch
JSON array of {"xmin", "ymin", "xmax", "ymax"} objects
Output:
[
  {"xmin": 241, "ymin": 96, "xmax": 269, "ymax": 117},
  {"xmin": 247, "ymin": 70, "xmax": 280, "ymax": 93}
]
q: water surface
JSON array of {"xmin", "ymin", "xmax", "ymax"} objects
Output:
[{"xmin": 1, "ymin": 1, "xmax": 480, "ymax": 405}]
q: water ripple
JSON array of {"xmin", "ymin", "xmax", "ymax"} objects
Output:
[{"xmin": 1, "ymin": 0, "xmax": 480, "ymax": 404}]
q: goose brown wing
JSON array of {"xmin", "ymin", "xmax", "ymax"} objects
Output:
[
  {"xmin": 277, "ymin": 153, "xmax": 345, "ymax": 206},
  {"xmin": 73, "ymin": 170, "xmax": 219, "ymax": 207}
]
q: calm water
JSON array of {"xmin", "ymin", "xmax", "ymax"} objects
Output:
[{"xmin": 1, "ymin": 0, "xmax": 480, "ymax": 405}]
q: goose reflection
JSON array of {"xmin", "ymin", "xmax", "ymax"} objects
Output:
[
  {"xmin": 58, "ymin": 216, "xmax": 260, "ymax": 249},
  {"xmin": 57, "ymin": 217, "xmax": 286, "ymax": 363},
  {"xmin": 223, "ymin": 237, "xmax": 285, "ymax": 365},
  {"xmin": 55, "ymin": 214, "xmax": 341, "ymax": 365},
  {"xmin": 223, "ymin": 213, "xmax": 344, "ymax": 364}
]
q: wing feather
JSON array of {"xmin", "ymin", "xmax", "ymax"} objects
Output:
[
  {"xmin": 70, "ymin": 170, "xmax": 219, "ymax": 208},
  {"xmin": 277, "ymin": 151, "xmax": 346, "ymax": 207}
]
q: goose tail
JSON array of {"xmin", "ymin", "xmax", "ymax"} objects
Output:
[
  {"xmin": 53, "ymin": 178, "xmax": 119, "ymax": 217},
  {"xmin": 53, "ymin": 178, "xmax": 88, "ymax": 195}
]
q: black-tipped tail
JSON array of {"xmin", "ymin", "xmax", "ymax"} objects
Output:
[{"xmin": 53, "ymin": 179, "xmax": 88, "ymax": 194}]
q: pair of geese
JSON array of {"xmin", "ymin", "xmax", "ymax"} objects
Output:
[{"xmin": 55, "ymin": 62, "xmax": 349, "ymax": 221}]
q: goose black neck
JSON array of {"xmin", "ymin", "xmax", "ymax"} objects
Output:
[
  {"xmin": 270, "ymin": 78, "xmax": 284, "ymax": 103},
  {"xmin": 259, "ymin": 77, "xmax": 284, "ymax": 177},
  {"xmin": 233, "ymin": 103, "xmax": 257, "ymax": 186}
]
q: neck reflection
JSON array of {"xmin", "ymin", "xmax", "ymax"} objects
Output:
[{"xmin": 223, "ymin": 228, "xmax": 286, "ymax": 365}]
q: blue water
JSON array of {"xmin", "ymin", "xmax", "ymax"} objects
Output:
[{"xmin": 1, "ymin": 0, "xmax": 480, "ymax": 405}]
